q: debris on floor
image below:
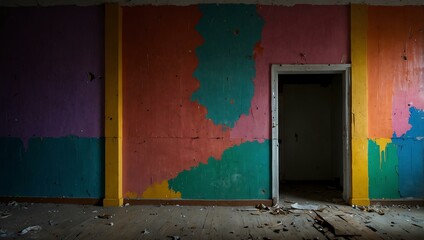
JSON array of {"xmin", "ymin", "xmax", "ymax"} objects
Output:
[
  {"xmin": 0, "ymin": 190, "xmax": 423, "ymax": 240},
  {"xmin": 7, "ymin": 201, "xmax": 18, "ymax": 207},
  {"xmin": 291, "ymin": 203, "xmax": 325, "ymax": 211},
  {"xmin": 0, "ymin": 211, "xmax": 11, "ymax": 219},
  {"xmin": 353, "ymin": 205, "xmax": 385, "ymax": 215},
  {"xmin": 252, "ymin": 203, "xmax": 290, "ymax": 215},
  {"xmin": 366, "ymin": 225, "xmax": 378, "ymax": 232},
  {"xmin": 0, "ymin": 229, "xmax": 12, "ymax": 238},
  {"xmin": 255, "ymin": 203, "xmax": 269, "ymax": 211},
  {"xmin": 167, "ymin": 235, "xmax": 180, "ymax": 240},
  {"xmin": 18, "ymin": 225, "xmax": 42, "ymax": 235},
  {"xmin": 96, "ymin": 214, "xmax": 112, "ymax": 219}
]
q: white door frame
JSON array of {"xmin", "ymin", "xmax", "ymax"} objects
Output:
[{"xmin": 271, "ymin": 64, "xmax": 352, "ymax": 205}]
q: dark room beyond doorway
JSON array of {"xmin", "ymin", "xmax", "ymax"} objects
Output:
[{"xmin": 278, "ymin": 74, "xmax": 343, "ymax": 203}]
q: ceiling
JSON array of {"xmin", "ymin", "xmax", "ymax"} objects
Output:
[{"xmin": 1, "ymin": 0, "xmax": 424, "ymax": 7}]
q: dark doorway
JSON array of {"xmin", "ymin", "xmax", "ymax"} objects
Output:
[{"xmin": 278, "ymin": 74, "xmax": 343, "ymax": 203}]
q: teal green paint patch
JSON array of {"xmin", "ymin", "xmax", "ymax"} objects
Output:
[
  {"xmin": 192, "ymin": 4, "xmax": 263, "ymax": 127},
  {"xmin": 0, "ymin": 137, "xmax": 104, "ymax": 198},
  {"xmin": 368, "ymin": 139, "xmax": 400, "ymax": 199},
  {"xmin": 168, "ymin": 140, "xmax": 270, "ymax": 199}
]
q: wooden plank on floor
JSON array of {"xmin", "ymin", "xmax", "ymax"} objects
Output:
[{"xmin": 316, "ymin": 209, "xmax": 362, "ymax": 237}]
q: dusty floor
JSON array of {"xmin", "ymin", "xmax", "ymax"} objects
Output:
[{"xmin": 1, "ymin": 183, "xmax": 423, "ymax": 239}]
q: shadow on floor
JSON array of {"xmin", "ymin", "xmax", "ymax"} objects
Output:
[{"xmin": 279, "ymin": 181, "xmax": 346, "ymax": 206}]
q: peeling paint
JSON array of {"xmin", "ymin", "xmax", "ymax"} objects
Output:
[
  {"xmin": 142, "ymin": 180, "xmax": 181, "ymax": 199},
  {"xmin": 191, "ymin": 4, "xmax": 262, "ymax": 127},
  {"xmin": 393, "ymin": 107, "xmax": 424, "ymax": 198},
  {"xmin": 168, "ymin": 141, "xmax": 270, "ymax": 199},
  {"xmin": 368, "ymin": 139, "xmax": 400, "ymax": 199},
  {"xmin": 374, "ymin": 138, "xmax": 392, "ymax": 168},
  {"xmin": 122, "ymin": 6, "xmax": 240, "ymax": 197}
]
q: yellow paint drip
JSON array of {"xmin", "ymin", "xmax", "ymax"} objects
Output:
[
  {"xmin": 142, "ymin": 181, "xmax": 182, "ymax": 199},
  {"xmin": 374, "ymin": 138, "xmax": 391, "ymax": 168},
  {"xmin": 125, "ymin": 191, "xmax": 138, "ymax": 199}
]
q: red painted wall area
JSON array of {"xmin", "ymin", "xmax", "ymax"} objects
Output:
[
  {"xmin": 231, "ymin": 5, "xmax": 350, "ymax": 141},
  {"xmin": 122, "ymin": 5, "xmax": 351, "ymax": 198},
  {"xmin": 122, "ymin": 6, "xmax": 241, "ymax": 197},
  {"xmin": 368, "ymin": 6, "xmax": 424, "ymax": 138}
]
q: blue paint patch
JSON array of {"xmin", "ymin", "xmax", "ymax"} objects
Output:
[
  {"xmin": 168, "ymin": 140, "xmax": 271, "ymax": 199},
  {"xmin": 0, "ymin": 137, "xmax": 104, "ymax": 198},
  {"xmin": 192, "ymin": 4, "xmax": 263, "ymax": 127},
  {"xmin": 393, "ymin": 107, "xmax": 424, "ymax": 198}
]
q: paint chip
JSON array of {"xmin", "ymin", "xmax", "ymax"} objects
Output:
[{"xmin": 87, "ymin": 72, "xmax": 96, "ymax": 81}]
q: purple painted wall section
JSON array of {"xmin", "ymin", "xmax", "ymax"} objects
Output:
[{"xmin": 0, "ymin": 6, "xmax": 105, "ymax": 141}]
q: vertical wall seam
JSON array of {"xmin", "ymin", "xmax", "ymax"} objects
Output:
[
  {"xmin": 103, "ymin": 3, "xmax": 123, "ymax": 207},
  {"xmin": 350, "ymin": 4, "xmax": 370, "ymax": 206}
]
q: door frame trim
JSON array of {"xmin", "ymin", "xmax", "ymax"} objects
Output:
[{"xmin": 271, "ymin": 64, "xmax": 352, "ymax": 205}]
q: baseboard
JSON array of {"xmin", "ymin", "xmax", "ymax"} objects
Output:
[
  {"xmin": 370, "ymin": 199, "xmax": 424, "ymax": 206},
  {"xmin": 349, "ymin": 197, "xmax": 370, "ymax": 206},
  {"xmin": 124, "ymin": 199, "xmax": 272, "ymax": 206},
  {"xmin": 0, "ymin": 196, "xmax": 102, "ymax": 205}
]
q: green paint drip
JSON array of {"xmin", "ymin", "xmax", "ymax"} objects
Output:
[
  {"xmin": 0, "ymin": 137, "xmax": 104, "ymax": 198},
  {"xmin": 192, "ymin": 4, "xmax": 263, "ymax": 127},
  {"xmin": 168, "ymin": 140, "xmax": 270, "ymax": 199},
  {"xmin": 368, "ymin": 139, "xmax": 400, "ymax": 199}
]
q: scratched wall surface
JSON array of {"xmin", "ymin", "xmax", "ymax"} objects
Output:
[
  {"xmin": 122, "ymin": 5, "xmax": 349, "ymax": 199},
  {"xmin": 367, "ymin": 6, "xmax": 424, "ymax": 199},
  {"xmin": 0, "ymin": 6, "xmax": 105, "ymax": 198}
]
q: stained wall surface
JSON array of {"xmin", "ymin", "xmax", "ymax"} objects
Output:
[
  {"xmin": 0, "ymin": 6, "xmax": 105, "ymax": 198},
  {"xmin": 122, "ymin": 4, "xmax": 349, "ymax": 199},
  {"xmin": 367, "ymin": 6, "xmax": 424, "ymax": 199},
  {"xmin": 1, "ymin": 4, "xmax": 422, "ymax": 202}
]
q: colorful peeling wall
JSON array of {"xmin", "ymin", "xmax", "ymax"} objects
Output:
[
  {"xmin": 367, "ymin": 6, "xmax": 424, "ymax": 199},
  {"xmin": 1, "ymin": 3, "xmax": 422, "ymax": 204},
  {"xmin": 0, "ymin": 6, "xmax": 105, "ymax": 198},
  {"xmin": 122, "ymin": 5, "xmax": 349, "ymax": 200}
]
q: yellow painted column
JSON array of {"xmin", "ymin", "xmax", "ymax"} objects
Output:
[
  {"xmin": 103, "ymin": 3, "xmax": 123, "ymax": 207},
  {"xmin": 350, "ymin": 4, "xmax": 370, "ymax": 206}
]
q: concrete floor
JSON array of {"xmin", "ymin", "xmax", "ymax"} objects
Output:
[{"xmin": 1, "ymin": 183, "xmax": 423, "ymax": 239}]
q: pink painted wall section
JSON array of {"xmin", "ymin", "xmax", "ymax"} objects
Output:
[
  {"xmin": 231, "ymin": 5, "xmax": 350, "ymax": 141},
  {"xmin": 368, "ymin": 6, "xmax": 424, "ymax": 138},
  {"xmin": 122, "ymin": 6, "xmax": 241, "ymax": 197}
]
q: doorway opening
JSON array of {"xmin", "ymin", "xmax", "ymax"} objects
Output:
[
  {"xmin": 271, "ymin": 64, "xmax": 351, "ymax": 205},
  {"xmin": 279, "ymin": 74, "xmax": 343, "ymax": 204}
]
